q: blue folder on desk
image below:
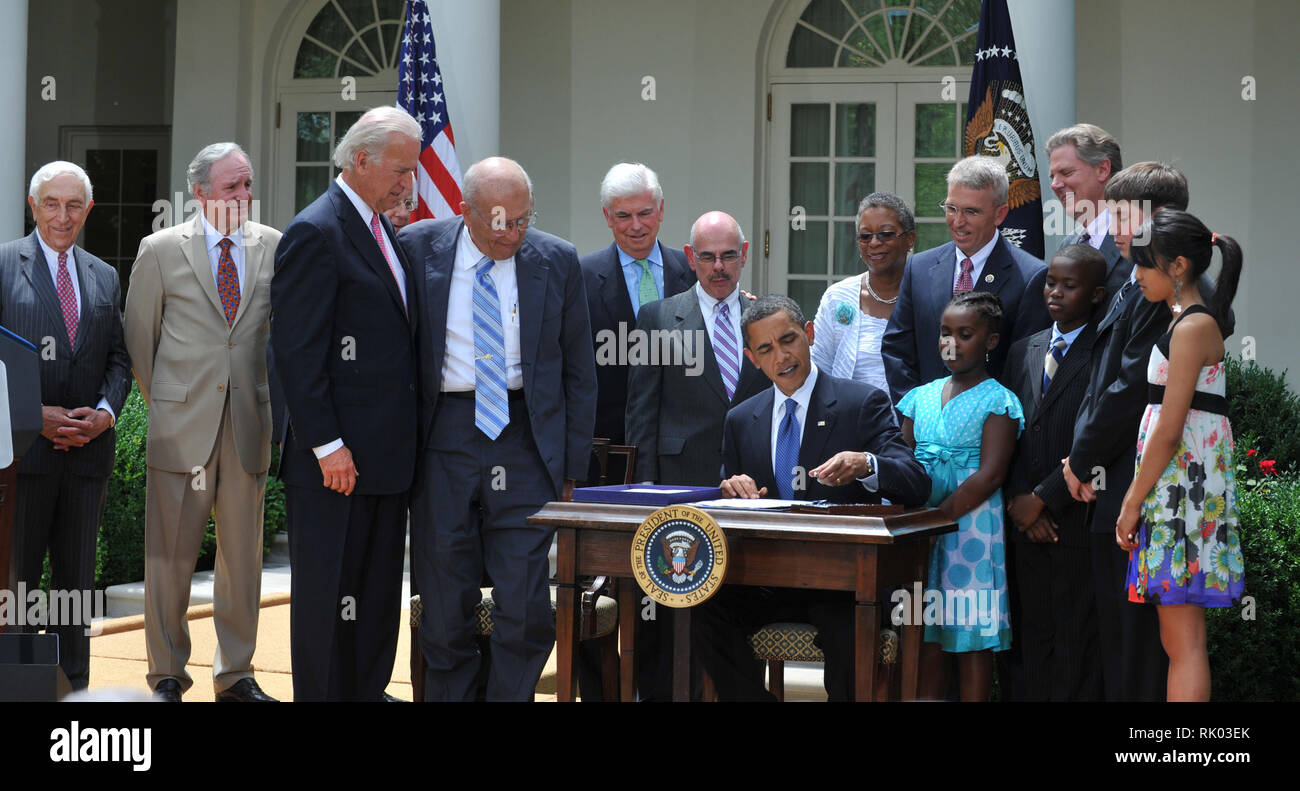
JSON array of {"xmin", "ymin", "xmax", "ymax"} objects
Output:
[{"xmin": 572, "ymin": 484, "xmax": 723, "ymax": 506}]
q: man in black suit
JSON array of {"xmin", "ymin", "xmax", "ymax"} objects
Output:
[
  {"xmin": 882, "ymin": 155, "xmax": 1050, "ymax": 405},
  {"xmin": 625, "ymin": 211, "xmax": 769, "ymax": 486},
  {"xmin": 0, "ymin": 161, "xmax": 131, "ymax": 690},
  {"xmin": 398, "ymin": 156, "xmax": 595, "ymax": 701},
  {"xmin": 271, "ymin": 107, "xmax": 421, "ymax": 702},
  {"xmin": 693, "ymin": 295, "xmax": 931, "ymax": 701},
  {"xmin": 1003, "ymin": 245, "xmax": 1107, "ymax": 701},
  {"xmin": 1046, "ymin": 124, "xmax": 1127, "ymax": 303},
  {"xmin": 582, "ymin": 162, "xmax": 693, "ymax": 484},
  {"xmin": 1062, "ymin": 162, "xmax": 1224, "ymax": 701}
]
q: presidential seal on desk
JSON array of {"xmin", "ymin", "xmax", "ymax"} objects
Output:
[{"xmin": 630, "ymin": 505, "xmax": 728, "ymax": 608}]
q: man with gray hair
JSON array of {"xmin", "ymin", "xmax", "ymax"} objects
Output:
[
  {"xmin": 272, "ymin": 106, "xmax": 421, "ymax": 701},
  {"xmin": 882, "ymin": 155, "xmax": 1050, "ymax": 404},
  {"xmin": 0, "ymin": 161, "xmax": 130, "ymax": 690},
  {"xmin": 1046, "ymin": 123, "xmax": 1127, "ymax": 302},
  {"xmin": 124, "ymin": 142, "xmax": 279, "ymax": 702},
  {"xmin": 580, "ymin": 163, "xmax": 693, "ymax": 481}
]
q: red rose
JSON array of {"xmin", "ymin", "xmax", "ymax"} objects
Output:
[
  {"xmin": 1260, "ymin": 459, "xmax": 1278, "ymax": 475},
  {"xmin": 1246, "ymin": 449, "xmax": 1257, "ymax": 457}
]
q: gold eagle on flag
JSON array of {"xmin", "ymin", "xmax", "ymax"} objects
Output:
[{"xmin": 965, "ymin": 84, "xmax": 1041, "ymax": 210}]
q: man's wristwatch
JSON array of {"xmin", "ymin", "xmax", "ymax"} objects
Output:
[{"xmin": 860, "ymin": 452, "xmax": 874, "ymax": 477}]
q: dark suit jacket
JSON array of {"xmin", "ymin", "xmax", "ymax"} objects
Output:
[
  {"xmin": 1004, "ymin": 324, "xmax": 1096, "ymax": 546},
  {"xmin": 1058, "ymin": 231, "xmax": 1125, "ymax": 310},
  {"xmin": 881, "ymin": 236, "xmax": 1050, "ymax": 405},
  {"xmin": 581, "ymin": 240, "xmax": 693, "ymax": 446},
  {"xmin": 723, "ymin": 373, "xmax": 931, "ymax": 506},
  {"xmin": 399, "ymin": 217, "xmax": 596, "ymax": 496},
  {"xmin": 1068, "ymin": 269, "xmax": 1231, "ymax": 534},
  {"xmin": 0, "ymin": 232, "xmax": 130, "ymax": 476},
  {"xmin": 271, "ymin": 181, "xmax": 418, "ymax": 495},
  {"xmin": 625, "ymin": 288, "xmax": 769, "ymax": 486}
]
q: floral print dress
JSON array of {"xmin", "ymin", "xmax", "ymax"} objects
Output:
[{"xmin": 1127, "ymin": 305, "xmax": 1245, "ymax": 606}]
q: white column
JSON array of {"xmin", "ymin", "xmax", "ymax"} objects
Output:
[
  {"xmin": 1, "ymin": 0, "xmax": 29, "ymax": 240},
  {"xmin": 431, "ymin": 0, "xmax": 499, "ymax": 167},
  {"xmin": 1009, "ymin": 0, "xmax": 1075, "ymax": 253}
]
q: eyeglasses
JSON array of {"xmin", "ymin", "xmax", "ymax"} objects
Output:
[
  {"xmin": 470, "ymin": 205, "xmax": 537, "ymax": 233},
  {"xmin": 857, "ymin": 231, "xmax": 901, "ymax": 244},
  {"xmin": 939, "ymin": 203, "xmax": 985, "ymax": 219},
  {"xmin": 693, "ymin": 251, "xmax": 742, "ymax": 265},
  {"xmin": 401, "ymin": 198, "xmax": 417, "ymax": 211}
]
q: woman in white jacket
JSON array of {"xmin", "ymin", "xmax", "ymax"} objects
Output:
[{"xmin": 812, "ymin": 192, "xmax": 915, "ymax": 400}]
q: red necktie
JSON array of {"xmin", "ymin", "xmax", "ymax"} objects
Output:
[
  {"xmin": 217, "ymin": 238, "xmax": 240, "ymax": 326},
  {"xmin": 56, "ymin": 251, "xmax": 78, "ymax": 347},
  {"xmin": 955, "ymin": 257, "xmax": 974, "ymax": 293}
]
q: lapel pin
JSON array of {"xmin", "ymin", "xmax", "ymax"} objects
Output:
[
  {"xmin": 984, "ymin": 273, "xmax": 995, "ymax": 283},
  {"xmin": 817, "ymin": 420, "xmax": 826, "ymax": 426}
]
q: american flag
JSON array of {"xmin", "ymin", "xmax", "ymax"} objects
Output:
[{"xmin": 398, "ymin": 0, "xmax": 464, "ymax": 220}]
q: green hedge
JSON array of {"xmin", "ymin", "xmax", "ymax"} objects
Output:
[
  {"xmin": 1205, "ymin": 356, "xmax": 1300, "ymax": 701},
  {"xmin": 94, "ymin": 385, "xmax": 285, "ymax": 590}
]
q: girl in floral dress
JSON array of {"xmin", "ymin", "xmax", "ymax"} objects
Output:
[
  {"xmin": 1115, "ymin": 209, "xmax": 1246, "ymax": 702},
  {"xmin": 898, "ymin": 291, "xmax": 1023, "ymax": 702}
]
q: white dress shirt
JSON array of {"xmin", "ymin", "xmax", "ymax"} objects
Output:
[
  {"xmin": 766, "ymin": 364, "xmax": 878, "ymax": 494},
  {"xmin": 1081, "ymin": 207, "xmax": 1111, "ymax": 250},
  {"xmin": 36, "ymin": 233, "xmax": 114, "ymax": 419},
  {"xmin": 441, "ymin": 225, "xmax": 523, "ymax": 392},
  {"xmin": 951, "ymin": 232, "xmax": 1000, "ymax": 292}
]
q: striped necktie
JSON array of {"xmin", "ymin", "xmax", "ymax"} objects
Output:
[
  {"xmin": 1042, "ymin": 336, "xmax": 1068, "ymax": 391},
  {"xmin": 473, "ymin": 257, "xmax": 509, "ymax": 439},
  {"xmin": 713, "ymin": 301, "xmax": 739, "ymax": 401}
]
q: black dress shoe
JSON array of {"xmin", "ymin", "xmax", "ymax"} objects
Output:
[
  {"xmin": 380, "ymin": 692, "xmax": 408, "ymax": 702},
  {"xmin": 215, "ymin": 678, "xmax": 278, "ymax": 702},
  {"xmin": 153, "ymin": 678, "xmax": 182, "ymax": 703}
]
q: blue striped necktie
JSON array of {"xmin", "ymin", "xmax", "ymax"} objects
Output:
[
  {"xmin": 774, "ymin": 398, "xmax": 800, "ymax": 500},
  {"xmin": 714, "ymin": 301, "xmax": 739, "ymax": 400},
  {"xmin": 1042, "ymin": 336, "xmax": 1068, "ymax": 391},
  {"xmin": 473, "ymin": 256, "xmax": 509, "ymax": 439}
]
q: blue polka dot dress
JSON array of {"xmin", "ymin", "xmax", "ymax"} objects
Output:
[{"xmin": 898, "ymin": 377, "xmax": 1023, "ymax": 652}]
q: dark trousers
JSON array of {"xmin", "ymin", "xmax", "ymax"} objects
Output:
[
  {"xmin": 1015, "ymin": 539, "xmax": 1103, "ymax": 700},
  {"xmin": 692, "ymin": 586, "xmax": 854, "ymax": 702},
  {"xmin": 12, "ymin": 469, "xmax": 107, "ymax": 690},
  {"xmin": 1090, "ymin": 530, "xmax": 1167, "ymax": 701},
  {"xmin": 411, "ymin": 394, "xmax": 556, "ymax": 702},
  {"xmin": 578, "ymin": 601, "xmax": 680, "ymax": 702},
  {"xmin": 286, "ymin": 484, "xmax": 407, "ymax": 701}
]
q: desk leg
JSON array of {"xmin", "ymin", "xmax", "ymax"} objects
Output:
[
  {"xmin": 854, "ymin": 602, "xmax": 879, "ymax": 702},
  {"xmin": 554, "ymin": 528, "xmax": 578, "ymax": 702},
  {"xmin": 673, "ymin": 607, "xmax": 690, "ymax": 702},
  {"xmin": 900, "ymin": 544, "xmax": 926, "ymax": 701},
  {"xmin": 618, "ymin": 578, "xmax": 639, "ymax": 702}
]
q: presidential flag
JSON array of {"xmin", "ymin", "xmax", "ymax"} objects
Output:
[
  {"xmin": 398, "ymin": 0, "xmax": 464, "ymax": 220},
  {"xmin": 963, "ymin": 0, "xmax": 1044, "ymax": 258}
]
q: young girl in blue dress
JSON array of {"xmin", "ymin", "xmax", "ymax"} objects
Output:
[
  {"xmin": 1115, "ymin": 209, "xmax": 1245, "ymax": 702},
  {"xmin": 897, "ymin": 291, "xmax": 1023, "ymax": 702}
]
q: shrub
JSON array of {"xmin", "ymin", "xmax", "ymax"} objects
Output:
[
  {"xmin": 96, "ymin": 384, "xmax": 285, "ymax": 589},
  {"xmin": 1206, "ymin": 470, "xmax": 1300, "ymax": 701},
  {"xmin": 1225, "ymin": 354, "xmax": 1300, "ymax": 471}
]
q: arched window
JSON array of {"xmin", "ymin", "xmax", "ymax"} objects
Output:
[
  {"xmin": 272, "ymin": 0, "xmax": 406, "ymax": 227},
  {"xmin": 764, "ymin": 0, "xmax": 979, "ymax": 317}
]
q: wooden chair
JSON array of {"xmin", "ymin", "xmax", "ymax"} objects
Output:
[{"xmin": 698, "ymin": 625, "xmax": 899, "ymax": 702}]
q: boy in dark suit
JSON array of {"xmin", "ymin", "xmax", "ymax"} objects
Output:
[
  {"xmin": 692, "ymin": 295, "xmax": 931, "ymax": 701},
  {"xmin": 1003, "ymin": 245, "xmax": 1107, "ymax": 700}
]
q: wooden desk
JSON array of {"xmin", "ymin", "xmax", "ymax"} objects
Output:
[{"xmin": 530, "ymin": 502, "xmax": 957, "ymax": 702}]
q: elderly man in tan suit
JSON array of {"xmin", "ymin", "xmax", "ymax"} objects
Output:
[{"xmin": 125, "ymin": 143, "xmax": 279, "ymax": 702}]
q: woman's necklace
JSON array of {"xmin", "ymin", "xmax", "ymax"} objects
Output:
[{"xmin": 863, "ymin": 270, "xmax": 898, "ymax": 304}]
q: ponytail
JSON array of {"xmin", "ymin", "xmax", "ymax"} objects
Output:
[{"xmin": 1210, "ymin": 233, "xmax": 1243, "ymax": 329}]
